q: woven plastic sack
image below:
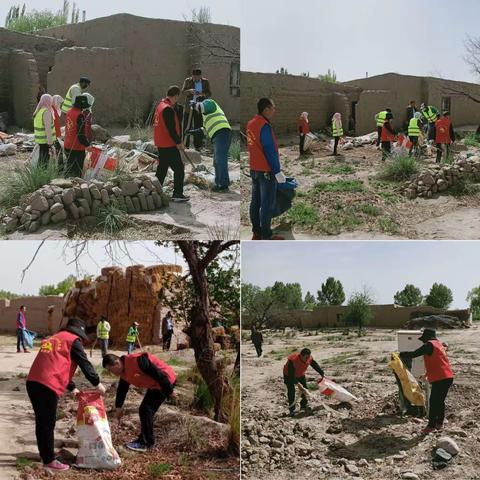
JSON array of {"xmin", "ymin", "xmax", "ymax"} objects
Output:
[
  {"xmin": 76, "ymin": 391, "xmax": 121, "ymax": 469},
  {"xmin": 317, "ymin": 377, "xmax": 359, "ymax": 403},
  {"xmin": 84, "ymin": 146, "xmax": 117, "ymax": 180},
  {"xmin": 23, "ymin": 329, "xmax": 36, "ymax": 349},
  {"xmin": 388, "ymin": 352, "xmax": 425, "ymax": 407}
]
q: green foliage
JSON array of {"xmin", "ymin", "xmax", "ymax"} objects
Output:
[
  {"xmin": 394, "ymin": 284, "xmax": 423, "ymax": 307},
  {"xmin": 0, "ymin": 289, "xmax": 23, "ymax": 300},
  {"xmin": 39, "ymin": 274, "xmax": 76, "ymax": 296},
  {"xmin": 148, "ymin": 463, "xmax": 171, "ymax": 477},
  {"xmin": 276, "ymin": 67, "xmax": 289, "ymax": 75},
  {"xmin": 464, "ymin": 133, "xmax": 480, "ymax": 148},
  {"xmin": 360, "ymin": 204, "xmax": 382, "ymax": 216},
  {"xmin": 228, "ymin": 138, "xmax": 241, "ymax": 161},
  {"xmin": 313, "ymin": 179, "xmax": 364, "ymax": 193},
  {"xmin": 318, "ymin": 68, "xmax": 337, "ymax": 83},
  {"xmin": 304, "ymin": 291, "xmax": 317, "ymax": 310},
  {"xmin": 324, "ymin": 165, "xmax": 354, "ymax": 175},
  {"xmin": 317, "ymin": 277, "xmax": 345, "ymax": 306},
  {"xmin": 270, "ymin": 281, "xmax": 304, "ymax": 310},
  {"xmin": 0, "ymin": 163, "xmax": 62, "ymax": 209},
  {"xmin": 241, "ymin": 282, "xmax": 274, "ymax": 329},
  {"xmin": 288, "ymin": 202, "xmax": 319, "ymax": 226},
  {"xmin": 424, "ymin": 283, "xmax": 453, "ymax": 310},
  {"xmin": 191, "ymin": 6, "xmax": 212, "ymax": 23},
  {"xmin": 466, "ymin": 286, "xmax": 480, "ymax": 321},
  {"xmin": 15, "ymin": 456, "xmax": 34, "ymax": 470},
  {"xmin": 380, "ymin": 155, "xmax": 418, "ymax": 181},
  {"xmin": 344, "ymin": 289, "xmax": 374, "ymax": 335},
  {"xmin": 98, "ymin": 201, "xmax": 130, "ymax": 235}
]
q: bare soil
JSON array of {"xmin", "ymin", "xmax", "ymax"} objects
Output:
[
  {"xmin": 241, "ymin": 326, "xmax": 480, "ymax": 480},
  {"xmin": 240, "ymin": 135, "xmax": 480, "ymax": 240}
]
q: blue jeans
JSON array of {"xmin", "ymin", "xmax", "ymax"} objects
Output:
[
  {"xmin": 100, "ymin": 339, "xmax": 109, "ymax": 357},
  {"xmin": 17, "ymin": 328, "xmax": 26, "ymax": 351},
  {"xmin": 212, "ymin": 128, "xmax": 232, "ymax": 189},
  {"xmin": 250, "ymin": 170, "xmax": 276, "ymax": 239},
  {"xmin": 127, "ymin": 342, "xmax": 135, "ymax": 354}
]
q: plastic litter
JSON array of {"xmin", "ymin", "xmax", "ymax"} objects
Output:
[
  {"xmin": 388, "ymin": 352, "xmax": 425, "ymax": 407},
  {"xmin": 317, "ymin": 377, "xmax": 359, "ymax": 403},
  {"xmin": 76, "ymin": 391, "xmax": 121, "ymax": 469},
  {"xmin": 272, "ymin": 177, "xmax": 297, "ymax": 218},
  {"xmin": 0, "ymin": 143, "xmax": 17, "ymax": 156},
  {"xmin": 23, "ymin": 329, "xmax": 36, "ymax": 349},
  {"xmin": 83, "ymin": 146, "xmax": 117, "ymax": 180}
]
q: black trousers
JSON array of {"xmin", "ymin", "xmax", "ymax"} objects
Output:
[
  {"xmin": 408, "ymin": 136, "xmax": 418, "ymax": 156},
  {"xmin": 26, "ymin": 380, "xmax": 58, "ymax": 464},
  {"xmin": 284, "ymin": 375, "xmax": 308, "ymax": 412},
  {"xmin": 299, "ymin": 134, "xmax": 305, "ymax": 154},
  {"xmin": 381, "ymin": 141, "xmax": 391, "ymax": 160},
  {"xmin": 436, "ymin": 143, "xmax": 451, "ymax": 163},
  {"xmin": 253, "ymin": 342, "xmax": 262, "ymax": 357},
  {"xmin": 65, "ymin": 149, "xmax": 86, "ymax": 177},
  {"xmin": 376, "ymin": 126, "xmax": 383, "ymax": 146},
  {"xmin": 428, "ymin": 378, "xmax": 453, "ymax": 428},
  {"xmin": 38, "ymin": 144, "xmax": 50, "ymax": 168},
  {"xmin": 184, "ymin": 109, "xmax": 204, "ymax": 150},
  {"xmin": 333, "ymin": 136, "xmax": 340, "ymax": 155},
  {"xmin": 17, "ymin": 328, "xmax": 26, "ymax": 351},
  {"xmin": 162, "ymin": 331, "xmax": 173, "ymax": 351},
  {"xmin": 156, "ymin": 147, "xmax": 185, "ymax": 196},
  {"xmin": 138, "ymin": 389, "xmax": 167, "ymax": 446}
]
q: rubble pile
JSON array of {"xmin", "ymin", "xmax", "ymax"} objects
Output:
[
  {"xmin": 63, "ymin": 264, "xmax": 182, "ymax": 346},
  {"xmin": 402, "ymin": 155, "xmax": 480, "ymax": 199},
  {"xmin": 405, "ymin": 314, "xmax": 471, "ymax": 330},
  {"xmin": 1, "ymin": 173, "xmax": 169, "ymax": 234}
]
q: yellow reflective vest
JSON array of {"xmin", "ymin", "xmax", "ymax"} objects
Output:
[
  {"xmin": 61, "ymin": 83, "xmax": 80, "ymax": 113},
  {"xmin": 126, "ymin": 326, "xmax": 138, "ymax": 343},
  {"xmin": 408, "ymin": 118, "xmax": 420, "ymax": 137},
  {"xmin": 376, "ymin": 111, "xmax": 387, "ymax": 127},
  {"xmin": 422, "ymin": 106, "xmax": 438, "ymax": 123},
  {"xmin": 202, "ymin": 101, "xmax": 231, "ymax": 138},
  {"xmin": 34, "ymin": 108, "xmax": 55, "ymax": 145},
  {"xmin": 97, "ymin": 321, "xmax": 110, "ymax": 340},
  {"xmin": 332, "ymin": 119, "xmax": 343, "ymax": 137}
]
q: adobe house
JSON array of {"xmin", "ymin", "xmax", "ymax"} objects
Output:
[{"xmin": 0, "ymin": 13, "xmax": 240, "ymax": 129}]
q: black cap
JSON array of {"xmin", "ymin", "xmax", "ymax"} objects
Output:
[
  {"xmin": 192, "ymin": 68, "xmax": 202, "ymax": 75},
  {"xmin": 73, "ymin": 95, "xmax": 90, "ymax": 109},
  {"xmin": 60, "ymin": 318, "xmax": 89, "ymax": 341},
  {"xmin": 418, "ymin": 328, "xmax": 437, "ymax": 342},
  {"xmin": 79, "ymin": 76, "xmax": 91, "ymax": 84}
]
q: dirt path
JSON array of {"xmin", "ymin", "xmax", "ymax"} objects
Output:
[{"xmin": 241, "ymin": 326, "xmax": 480, "ymax": 480}]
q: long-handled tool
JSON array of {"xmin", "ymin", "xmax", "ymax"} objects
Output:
[{"xmin": 89, "ymin": 337, "xmax": 98, "ymax": 358}]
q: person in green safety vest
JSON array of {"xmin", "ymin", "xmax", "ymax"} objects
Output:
[
  {"xmin": 374, "ymin": 108, "xmax": 392, "ymax": 147},
  {"xmin": 331, "ymin": 112, "xmax": 344, "ymax": 156},
  {"xmin": 407, "ymin": 112, "xmax": 423, "ymax": 158},
  {"xmin": 33, "ymin": 94, "xmax": 56, "ymax": 167},
  {"xmin": 126, "ymin": 322, "xmax": 140, "ymax": 354},
  {"xmin": 96, "ymin": 315, "xmax": 111, "ymax": 357},
  {"xmin": 420, "ymin": 103, "xmax": 440, "ymax": 142},
  {"xmin": 61, "ymin": 76, "xmax": 91, "ymax": 114},
  {"xmin": 187, "ymin": 98, "xmax": 232, "ymax": 192}
]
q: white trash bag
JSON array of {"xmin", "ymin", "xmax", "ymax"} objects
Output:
[{"xmin": 317, "ymin": 377, "xmax": 359, "ymax": 403}]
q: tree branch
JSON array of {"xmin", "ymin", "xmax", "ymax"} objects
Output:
[{"xmin": 21, "ymin": 240, "xmax": 46, "ymax": 283}]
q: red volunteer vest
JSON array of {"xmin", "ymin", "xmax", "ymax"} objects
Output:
[
  {"xmin": 247, "ymin": 114, "xmax": 278, "ymax": 172},
  {"xmin": 424, "ymin": 339, "xmax": 454, "ymax": 383},
  {"xmin": 53, "ymin": 109, "xmax": 61, "ymax": 139},
  {"xmin": 154, "ymin": 98, "xmax": 180, "ymax": 148},
  {"xmin": 121, "ymin": 352, "xmax": 176, "ymax": 390},
  {"xmin": 435, "ymin": 117, "xmax": 452, "ymax": 144},
  {"xmin": 381, "ymin": 122, "xmax": 395, "ymax": 142},
  {"xmin": 298, "ymin": 117, "xmax": 310, "ymax": 134},
  {"xmin": 283, "ymin": 352, "xmax": 312, "ymax": 378},
  {"xmin": 27, "ymin": 330, "xmax": 79, "ymax": 396},
  {"xmin": 16, "ymin": 311, "xmax": 26, "ymax": 329},
  {"xmin": 64, "ymin": 107, "xmax": 87, "ymax": 151}
]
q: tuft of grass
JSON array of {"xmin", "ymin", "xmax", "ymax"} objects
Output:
[
  {"xmin": 149, "ymin": 462, "xmax": 171, "ymax": 477},
  {"xmin": 0, "ymin": 163, "xmax": 62, "ymax": 209},
  {"xmin": 324, "ymin": 165, "xmax": 354, "ymax": 175},
  {"xmin": 16, "ymin": 457, "xmax": 34, "ymax": 470},
  {"xmin": 98, "ymin": 200, "xmax": 130, "ymax": 235},
  {"xmin": 313, "ymin": 179, "xmax": 364, "ymax": 193},
  {"xmin": 288, "ymin": 202, "xmax": 319, "ymax": 226},
  {"xmin": 464, "ymin": 133, "xmax": 480, "ymax": 148},
  {"xmin": 319, "ymin": 202, "xmax": 362, "ymax": 234},
  {"xmin": 167, "ymin": 358, "xmax": 190, "ymax": 367},
  {"xmin": 360, "ymin": 204, "xmax": 382, "ymax": 216},
  {"xmin": 378, "ymin": 217, "xmax": 399, "ymax": 234},
  {"xmin": 448, "ymin": 177, "xmax": 478, "ymax": 196},
  {"xmin": 380, "ymin": 155, "xmax": 418, "ymax": 181},
  {"xmin": 228, "ymin": 138, "xmax": 241, "ymax": 161}
]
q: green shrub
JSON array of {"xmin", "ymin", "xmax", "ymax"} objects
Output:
[
  {"xmin": 288, "ymin": 202, "xmax": 319, "ymax": 226},
  {"xmin": 324, "ymin": 165, "xmax": 354, "ymax": 175},
  {"xmin": 313, "ymin": 179, "xmax": 363, "ymax": 193},
  {"xmin": 98, "ymin": 200, "xmax": 130, "ymax": 235},
  {"xmin": 381, "ymin": 155, "xmax": 418, "ymax": 181},
  {"xmin": 229, "ymin": 139, "xmax": 241, "ymax": 161},
  {"xmin": 464, "ymin": 133, "xmax": 480, "ymax": 148}
]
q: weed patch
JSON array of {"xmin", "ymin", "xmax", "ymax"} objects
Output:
[
  {"xmin": 313, "ymin": 179, "xmax": 364, "ymax": 193},
  {"xmin": 288, "ymin": 202, "xmax": 319, "ymax": 226},
  {"xmin": 380, "ymin": 155, "xmax": 418, "ymax": 181}
]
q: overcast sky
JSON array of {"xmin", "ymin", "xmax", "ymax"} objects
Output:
[
  {"xmin": 0, "ymin": 241, "xmax": 186, "ymax": 295},
  {"xmin": 241, "ymin": 241, "xmax": 480, "ymax": 309},
  {"xmin": 0, "ymin": 0, "xmax": 239, "ymax": 27},
  {"xmin": 241, "ymin": 0, "xmax": 480, "ymax": 83}
]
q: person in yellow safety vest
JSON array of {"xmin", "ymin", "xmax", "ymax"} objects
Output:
[
  {"xmin": 187, "ymin": 98, "xmax": 232, "ymax": 192},
  {"xmin": 33, "ymin": 94, "xmax": 56, "ymax": 168},
  {"xmin": 96, "ymin": 315, "xmax": 111, "ymax": 357},
  {"xmin": 126, "ymin": 321, "xmax": 140, "ymax": 354},
  {"xmin": 331, "ymin": 112, "xmax": 344, "ymax": 156},
  {"xmin": 420, "ymin": 103, "xmax": 440, "ymax": 142},
  {"xmin": 374, "ymin": 108, "xmax": 392, "ymax": 147},
  {"xmin": 61, "ymin": 76, "xmax": 91, "ymax": 114},
  {"xmin": 407, "ymin": 112, "xmax": 422, "ymax": 158}
]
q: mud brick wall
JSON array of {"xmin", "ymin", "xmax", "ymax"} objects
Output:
[
  {"xmin": 63, "ymin": 264, "xmax": 182, "ymax": 346},
  {"xmin": 0, "ymin": 49, "xmax": 10, "ymax": 114}
]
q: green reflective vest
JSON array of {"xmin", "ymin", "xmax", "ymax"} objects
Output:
[
  {"xmin": 376, "ymin": 111, "xmax": 387, "ymax": 127},
  {"xmin": 423, "ymin": 106, "xmax": 438, "ymax": 123},
  {"xmin": 61, "ymin": 83, "xmax": 79, "ymax": 113},
  {"xmin": 202, "ymin": 100, "xmax": 231, "ymax": 138},
  {"xmin": 126, "ymin": 326, "xmax": 138, "ymax": 343},
  {"xmin": 97, "ymin": 321, "xmax": 110, "ymax": 339},
  {"xmin": 408, "ymin": 118, "xmax": 420, "ymax": 137},
  {"xmin": 34, "ymin": 108, "xmax": 55, "ymax": 145},
  {"xmin": 332, "ymin": 119, "xmax": 343, "ymax": 137}
]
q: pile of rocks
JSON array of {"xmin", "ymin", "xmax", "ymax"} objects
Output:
[
  {"xmin": 403, "ymin": 155, "xmax": 480, "ymax": 199},
  {"xmin": 2, "ymin": 173, "xmax": 169, "ymax": 234}
]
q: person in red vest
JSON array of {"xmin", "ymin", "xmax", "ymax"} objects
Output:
[
  {"xmin": 16, "ymin": 305, "xmax": 28, "ymax": 353},
  {"xmin": 154, "ymin": 85, "xmax": 189, "ymax": 202},
  {"xmin": 283, "ymin": 348, "xmax": 325, "ymax": 416},
  {"xmin": 102, "ymin": 352, "xmax": 177, "ymax": 452},
  {"xmin": 298, "ymin": 112, "xmax": 310, "ymax": 155},
  {"xmin": 26, "ymin": 318, "xmax": 105, "ymax": 473},
  {"xmin": 381, "ymin": 112, "xmax": 396, "ymax": 161},
  {"xmin": 64, "ymin": 95, "xmax": 92, "ymax": 177},
  {"xmin": 247, "ymin": 97, "xmax": 287, "ymax": 240},
  {"xmin": 400, "ymin": 328, "xmax": 454, "ymax": 434},
  {"xmin": 435, "ymin": 111, "xmax": 455, "ymax": 163}
]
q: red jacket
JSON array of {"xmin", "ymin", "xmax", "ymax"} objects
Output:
[
  {"xmin": 298, "ymin": 117, "xmax": 310, "ymax": 134},
  {"xmin": 381, "ymin": 122, "xmax": 395, "ymax": 142},
  {"xmin": 27, "ymin": 331, "xmax": 79, "ymax": 396},
  {"xmin": 424, "ymin": 340, "xmax": 454, "ymax": 383},
  {"xmin": 283, "ymin": 352, "xmax": 312, "ymax": 378},
  {"xmin": 16, "ymin": 311, "xmax": 26, "ymax": 329},
  {"xmin": 121, "ymin": 352, "xmax": 176, "ymax": 391},
  {"xmin": 154, "ymin": 98, "xmax": 180, "ymax": 148},
  {"xmin": 435, "ymin": 117, "xmax": 452, "ymax": 144},
  {"xmin": 64, "ymin": 107, "xmax": 87, "ymax": 151},
  {"xmin": 247, "ymin": 114, "xmax": 278, "ymax": 172}
]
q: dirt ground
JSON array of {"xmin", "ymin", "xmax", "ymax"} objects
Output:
[
  {"xmin": 241, "ymin": 326, "xmax": 480, "ymax": 480},
  {"xmin": 240, "ymin": 135, "xmax": 480, "ymax": 240},
  {"xmin": 0, "ymin": 335, "xmax": 239, "ymax": 480}
]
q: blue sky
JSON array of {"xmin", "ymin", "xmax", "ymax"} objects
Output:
[
  {"xmin": 241, "ymin": 241, "xmax": 480, "ymax": 308},
  {"xmin": 241, "ymin": 0, "xmax": 480, "ymax": 83},
  {"xmin": 0, "ymin": 241, "xmax": 186, "ymax": 295}
]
